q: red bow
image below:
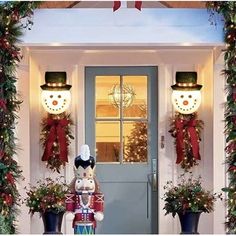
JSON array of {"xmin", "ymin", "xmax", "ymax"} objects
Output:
[
  {"xmin": 113, "ymin": 1, "xmax": 142, "ymax": 11},
  {"xmin": 42, "ymin": 118, "xmax": 69, "ymax": 162},
  {"xmin": 175, "ymin": 118, "xmax": 201, "ymax": 164},
  {"xmin": 135, "ymin": 1, "xmax": 142, "ymax": 10}
]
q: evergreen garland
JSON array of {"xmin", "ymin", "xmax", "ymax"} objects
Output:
[
  {"xmin": 0, "ymin": 1, "xmax": 39, "ymax": 233},
  {"xmin": 207, "ymin": 1, "xmax": 236, "ymax": 233}
]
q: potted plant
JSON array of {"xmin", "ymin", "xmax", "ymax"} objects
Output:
[
  {"xmin": 163, "ymin": 174, "xmax": 222, "ymax": 234},
  {"xmin": 25, "ymin": 177, "xmax": 69, "ymax": 234}
]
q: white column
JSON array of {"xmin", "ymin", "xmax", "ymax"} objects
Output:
[
  {"xmin": 158, "ymin": 64, "xmax": 176, "ymax": 234},
  {"xmin": 213, "ymin": 52, "xmax": 226, "ymax": 234},
  {"xmin": 16, "ymin": 49, "xmax": 31, "ymax": 234}
]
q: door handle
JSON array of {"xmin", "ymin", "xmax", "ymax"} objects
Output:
[
  {"xmin": 152, "ymin": 159, "xmax": 157, "ymax": 192},
  {"xmin": 152, "ymin": 172, "xmax": 157, "ymax": 192},
  {"xmin": 147, "ymin": 159, "xmax": 157, "ymax": 191},
  {"xmin": 147, "ymin": 172, "xmax": 157, "ymax": 192}
]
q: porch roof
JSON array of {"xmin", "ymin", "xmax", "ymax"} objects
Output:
[{"xmin": 20, "ymin": 9, "xmax": 224, "ymax": 46}]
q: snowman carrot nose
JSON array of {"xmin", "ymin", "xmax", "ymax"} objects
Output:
[
  {"xmin": 183, "ymin": 100, "xmax": 188, "ymax": 106},
  {"xmin": 52, "ymin": 100, "xmax": 58, "ymax": 106}
]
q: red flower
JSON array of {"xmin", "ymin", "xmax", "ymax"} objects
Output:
[
  {"xmin": 0, "ymin": 99, "xmax": 6, "ymax": 111},
  {"xmin": 11, "ymin": 11, "xmax": 20, "ymax": 22},
  {"xmin": 5, "ymin": 194, "xmax": 13, "ymax": 206},
  {"xmin": 6, "ymin": 172, "xmax": 14, "ymax": 184},
  {"xmin": 2, "ymin": 193, "xmax": 13, "ymax": 206},
  {"xmin": 0, "ymin": 150, "xmax": 4, "ymax": 159},
  {"xmin": 229, "ymin": 166, "xmax": 236, "ymax": 172}
]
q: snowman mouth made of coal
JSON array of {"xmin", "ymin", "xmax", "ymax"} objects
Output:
[
  {"xmin": 41, "ymin": 90, "xmax": 71, "ymax": 114},
  {"xmin": 171, "ymin": 90, "xmax": 201, "ymax": 114}
]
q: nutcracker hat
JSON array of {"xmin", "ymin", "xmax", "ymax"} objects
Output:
[
  {"xmin": 40, "ymin": 71, "xmax": 72, "ymax": 91},
  {"xmin": 171, "ymin": 72, "xmax": 202, "ymax": 91},
  {"xmin": 74, "ymin": 145, "xmax": 95, "ymax": 179}
]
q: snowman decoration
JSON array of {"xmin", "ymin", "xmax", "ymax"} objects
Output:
[
  {"xmin": 40, "ymin": 72, "xmax": 73, "ymax": 172},
  {"xmin": 41, "ymin": 71, "xmax": 71, "ymax": 114},
  {"xmin": 66, "ymin": 145, "xmax": 104, "ymax": 234},
  {"xmin": 169, "ymin": 72, "xmax": 203, "ymax": 170}
]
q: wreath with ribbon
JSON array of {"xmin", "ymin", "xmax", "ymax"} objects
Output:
[
  {"xmin": 169, "ymin": 112, "xmax": 203, "ymax": 171},
  {"xmin": 40, "ymin": 113, "xmax": 74, "ymax": 173}
]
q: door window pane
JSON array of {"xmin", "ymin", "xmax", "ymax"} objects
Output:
[
  {"xmin": 123, "ymin": 76, "xmax": 147, "ymax": 118},
  {"xmin": 96, "ymin": 76, "xmax": 120, "ymax": 118},
  {"xmin": 96, "ymin": 121, "xmax": 120, "ymax": 162},
  {"xmin": 123, "ymin": 121, "xmax": 148, "ymax": 163},
  {"xmin": 95, "ymin": 74, "xmax": 148, "ymax": 164}
]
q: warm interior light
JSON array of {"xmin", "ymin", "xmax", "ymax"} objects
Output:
[
  {"xmin": 41, "ymin": 90, "xmax": 71, "ymax": 114},
  {"xmin": 108, "ymin": 84, "xmax": 135, "ymax": 108},
  {"xmin": 171, "ymin": 90, "xmax": 201, "ymax": 114}
]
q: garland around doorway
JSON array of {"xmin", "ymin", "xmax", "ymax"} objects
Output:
[
  {"xmin": 0, "ymin": 2, "xmax": 39, "ymax": 233},
  {"xmin": 207, "ymin": 1, "xmax": 236, "ymax": 233}
]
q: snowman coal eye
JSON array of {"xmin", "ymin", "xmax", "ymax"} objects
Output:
[
  {"xmin": 58, "ymin": 95, "xmax": 61, "ymax": 99},
  {"xmin": 50, "ymin": 95, "xmax": 53, "ymax": 98},
  {"xmin": 188, "ymin": 95, "xmax": 192, "ymax": 98},
  {"xmin": 180, "ymin": 95, "xmax": 184, "ymax": 98}
]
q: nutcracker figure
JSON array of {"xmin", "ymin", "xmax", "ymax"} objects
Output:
[{"xmin": 66, "ymin": 145, "xmax": 104, "ymax": 234}]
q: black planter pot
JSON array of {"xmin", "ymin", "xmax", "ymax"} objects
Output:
[
  {"xmin": 178, "ymin": 211, "xmax": 202, "ymax": 234},
  {"xmin": 41, "ymin": 211, "xmax": 64, "ymax": 234}
]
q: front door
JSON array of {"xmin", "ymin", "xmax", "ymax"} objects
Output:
[{"xmin": 85, "ymin": 66, "xmax": 158, "ymax": 234}]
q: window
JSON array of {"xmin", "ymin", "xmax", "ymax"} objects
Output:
[{"xmin": 95, "ymin": 75, "xmax": 148, "ymax": 163}]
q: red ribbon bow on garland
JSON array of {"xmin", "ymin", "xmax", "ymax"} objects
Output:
[
  {"xmin": 42, "ymin": 118, "xmax": 69, "ymax": 163},
  {"xmin": 113, "ymin": 1, "xmax": 142, "ymax": 11},
  {"xmin": 175, "ymin": 118, "xmax": 201, "ymax": 164}
]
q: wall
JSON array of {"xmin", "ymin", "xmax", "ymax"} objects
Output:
[{"xmin": 16, "ymin": 47, "xmax": 224, "ymax": 234}]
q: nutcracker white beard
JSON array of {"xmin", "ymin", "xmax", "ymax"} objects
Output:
[
  {"xmin": 81, "ymin": 192, "xmax": 89, "ymax": 205},
  {"xmin": 171, "ymin": 90, "xmax": 201, "ymax": 114},
  {"xmin": 41, "ymin": 90, "xmax": 71, "ymax": 114}
]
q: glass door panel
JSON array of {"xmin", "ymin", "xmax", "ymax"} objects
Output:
[
  {"xmin": 96, "ymin": 121, "xmax": 120, "ymax": 163},
  {"xmin": 123, "ymin": 76, "xmax": 148, "ymax": 118},
  {"xmin": 123, "ymin": 121, "xmax": 148, "ymax": 163},
  {"xmin": 95, "ymin": 75, "xmax": 148, "ymax": 164},
  {"xmin": 96, "ymin": 76, "xmax": 120, "ymax": 118}
]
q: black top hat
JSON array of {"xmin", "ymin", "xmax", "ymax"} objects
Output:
[
  {"xmin": 74, "ymin": 155, "xmax": 95, "ymax": 169},
  {"xmin": 40, "ymin": 72, "xmax": 72, "ymax": 91},
  {"xmin": 171, "ymin": 72, "xmax": 202, "ymax": 91}
]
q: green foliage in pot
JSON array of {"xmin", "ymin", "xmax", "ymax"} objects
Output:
[
  {"xmin": 163, "ymin": 174, "xmax": 222, "ymax": 217},
  {"xmin": 25, "ymin": 177, "xmax": 69, "ymax": 215}
]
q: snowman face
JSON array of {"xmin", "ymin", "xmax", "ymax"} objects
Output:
[
  {"xmin": 75, "ymin": 178, "xmax": 95, "ymax": 193},
  {"xmin": 171, "ymin": 90, "xmax": 201, "ymax": 114},
  {"xmin": 41, "ymin": 90, "xmax": 71, "ymax": 114}
]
